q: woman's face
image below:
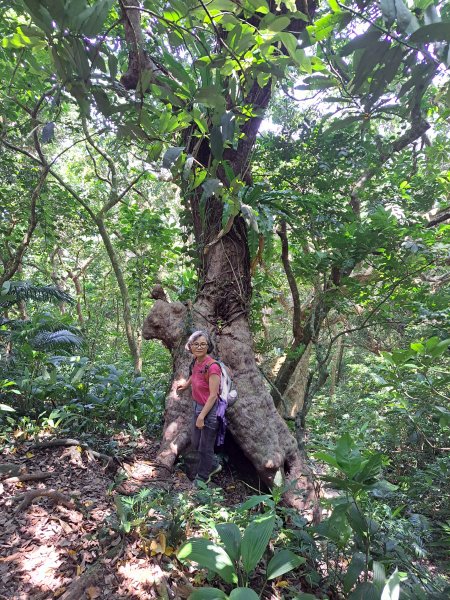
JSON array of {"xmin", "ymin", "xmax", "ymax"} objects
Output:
[{"xmin": 190, "ymin": 335, "xmax": 208, "ymax": 360}]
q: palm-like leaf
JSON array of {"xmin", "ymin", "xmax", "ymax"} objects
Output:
[
  {"xmin": 32, "ymin": 330, "xmax": 83, "ymax": 350},
  {"xmin": 0, "ymin": 281, "xmax": 74, "ymax": 309}
]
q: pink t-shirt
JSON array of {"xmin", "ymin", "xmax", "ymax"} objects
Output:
[{"xmin": 191, "ymin": 357, "xmax": 221, "ymax": 406}]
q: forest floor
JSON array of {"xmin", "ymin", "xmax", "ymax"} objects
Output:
[{"xmin": 0, "ymin": 432, "xmax": 310, "ymax": 600}]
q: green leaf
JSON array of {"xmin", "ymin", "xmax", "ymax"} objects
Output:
[
  {"xmin": 177, "ymin": 538, "xmax": 238, "ymax": 584},
  {"xmin": 221, "ymin": 111, "xmax": 236, "ymax": 143},
  {"xmin": 210, "ymin": 126, "xmax": 224, "ymax": 159},
  {"xmin": 147, "ymin": 141, "xmax": 163, "ymax": 162},
  {"xmin": 162, "ymin": 51, "xmax": 195, "ymax": 90},
  {"xmin": 216, "ymin": 523, "xmax": 241, "ymax": 562},
  {"xmin": 344, "ymin": 552, "xmax": 366, "ymax": 593},
  {"xmin": 415, "ymin": 0, "xmax": 435, "ymax": 9},
  {"xmin": 191, "ymin": 170, "xmax": 208, "ymax": 190},
  {"xmin": 394, "ymin": 0, "xmax": 419, "ymax": 33},
  {"xmin": 22, "ymin": 0, "xmax": 53, "ymax": 34},
  {"xmin": 307, "ymin": 12, "xmax": 349, "ymax": 42},
  {"xmin": 240, "ymin": 512, "xmax": 275, "ymax": 574},
  {"xmin": 380, "ymin": 0, "xmax": 396, "ymax": 26},
  {"xmin": 347, "ymin": 503, "xmax": 369, "ymax": 536},
  {"xmin": 326, "ymin": 115, "xmax": 363, "ymax": 133},
  {"xmin": 207, "ymin": 0, "xmax": 237, "ymax": 11},
  {"xmin": 202, "ymin": 178, "xmax": 222, "ymax": 199},
  {"xmin": 261, "ymin": 15, "xmax": 291, "ymax": 32},
  {"xmin": 189, "ymin": 588, "xmax": 228, "ymax": 600},
  {"xmin": 340, "ymin": 28, "xmax": 382, "ymax": 57},
  {"xmin": 276, "ymin": 32, "xmax": 298, "ymax": 57},
  {"xmin": 351, "ymin": 40, "xmax": 391, "ymax": 92},
  {"xmin": 314, "ymin": 451, "xmax": 340, "ymax": 469},
  {"xmin": 266, "ymin": 549, "xmax": 306, "ymax": 580},
  {"xmin": 229, "ymin": 589, "xmax": 260, "ymax": 600},
  {"xmin": 348, "ymin": 582, "xmax": 380, "ymax": 600},
  {"xmin": 410, "ymin": 22, "xmax": 450, "ymax": 44},
  {"xmin": 373, "ymin": 560, "xmax": 387, "ymax": 589},
  {"xmin": 162, "ymin": 147, "xmax": 184, "ymax": 169},
  {"xmin": 80, "ymin": 0, "xmax": 114, "ymax": 36},
  {"xmin": 195, "ymin": 86, "xmax": 226, "ymax": 111},
  {"xmin": 0, "ymin": 404, "xmax": 16, "ymax": 412},
  {"xmin": 239, "ymin": 495, "xmax": 274, "ymax": 511},
  {"xmin": 381, "ymin": 569, "xmax": 400, "ymax": 600},
  {"xmin": 246, "ymin": 0, "xmax": 269, "ymax": 14},
  {"xmin": 354, "ymin": 453, "xmax": 383, "ymax": 484},
  {"xmin": 296, "ymin": 75, "xmax": 338, "ymax": 90},
  {"xmin": 327, "ymin": 0, "xmax": 341, "ymax": 12}
]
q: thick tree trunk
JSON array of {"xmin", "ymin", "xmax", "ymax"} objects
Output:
[
  {"xmin": 117, "ymin": 0, "xmax": 320, "ymax": 517},
  {"xmin": 143, "ymin": 228, "xmax": 319, "ymax": 517}
]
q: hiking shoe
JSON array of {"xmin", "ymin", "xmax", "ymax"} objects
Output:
[{"xmin": 205, "ymin": 463, "xmax": 222, "ymax": 484}]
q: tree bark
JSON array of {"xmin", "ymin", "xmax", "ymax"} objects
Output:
[
  {"xmin": 283, "ymin": 342, "xmax": 313, "ymax": 418},
  {"xmin": 143, "ymin": 228, "xmax": 318, "ymax": 516},
  {"xmin": 117, "ymin": 0, "xmax": 320, "ymax": 515},
  {"xmin": 95, "ymin": 216, "xmax": 142, "ymax": 375}
]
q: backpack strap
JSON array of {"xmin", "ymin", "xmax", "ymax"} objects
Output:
[{"xmin": 203, "ymin": 359, "xmax": 221, "ymax": 381}]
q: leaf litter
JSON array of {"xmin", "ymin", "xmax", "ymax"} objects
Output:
[{"xmin": 0, "ymin": 432, "xmax": 251, "ymax": 599}]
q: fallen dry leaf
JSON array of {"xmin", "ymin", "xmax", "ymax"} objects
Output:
[{"xmin": 86, "ymin": 585, "xmax": 102, "ymax": 599}]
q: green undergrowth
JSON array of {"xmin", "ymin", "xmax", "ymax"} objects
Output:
[{"xmin": 107, "ymin": 436, "xmax": 449, "ymax": 600}]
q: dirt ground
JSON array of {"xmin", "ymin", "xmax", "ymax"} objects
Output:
[{"xmin": 0, "ymin": 433, "xmax": 259, "ymax": 600}]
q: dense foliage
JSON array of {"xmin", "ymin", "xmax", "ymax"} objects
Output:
[{"xmin": 1, "ymin": 1, "xmax": 449, "ymax": 598}]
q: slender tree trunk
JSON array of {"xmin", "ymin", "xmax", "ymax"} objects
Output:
[
  {"xmin": 283, "ymin": 343, "xmax": 313, "ymax": 418},
  {"xmin": 330, "ymin": 336, "xmax": 345, "ymax": 398},
  {"xmin": 95, "ymin": 217, "xmax": 141, "ymax": 375},
  {"xmin": 0, "ymin": 168, "xmax": 48, "ymax": 287},
  {"xmin": 70, "ymin": 274, "xmax": 84, "ymax": 325}
]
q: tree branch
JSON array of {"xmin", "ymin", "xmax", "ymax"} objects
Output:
[
  {"xmin": 350, "ymin": 103, "xmax": 430, "ymax": 214},
  {"xmin": 277, "ymin": 220, "xmax": 302, "ymax": 341},
  {"xmin": 0, "ymin": 167, "xmax": 49, "ymax": 286}
]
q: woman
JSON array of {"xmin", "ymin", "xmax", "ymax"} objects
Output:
[{"xmin": 177, "ymin": 330, "xmax": 222, "ymax": 484}]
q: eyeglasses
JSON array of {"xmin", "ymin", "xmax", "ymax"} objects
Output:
[{"xmin": 192, "ymin": 342, "xmax": 208, "ymax": 348}]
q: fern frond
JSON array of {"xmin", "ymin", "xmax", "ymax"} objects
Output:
[
  {"xmin": 32, "ymin": 330, "xmax": 83, "ymax": 351},
  {"xmin": 0, "ymin": 281, "xmax": 74, "ymax": 309}
]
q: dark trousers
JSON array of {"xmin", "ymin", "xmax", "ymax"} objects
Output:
[{"xmin": 192, "ymin": 401, "xmax": 218, "ymax": 481}]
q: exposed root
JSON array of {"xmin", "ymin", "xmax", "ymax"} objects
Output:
[
  {"xmin": 30, "ymin": 438, "xmax": 117, "ymax": 472},
  {"xmin": 4, "ymin": 472, "xmax": 52, "ymax": 484},
  {"xmin": 12, "ymin": 488, "xmax": 76, "ymax": 514}
]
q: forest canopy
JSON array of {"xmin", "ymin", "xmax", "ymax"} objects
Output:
[{"xmin": 0, "ymin": 1, "xmax": 449, "ymax": 599}]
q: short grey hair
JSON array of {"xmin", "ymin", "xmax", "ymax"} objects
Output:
[{"xmin": 185, "ymin": 330, "xmax": 212, "ymax": 352}]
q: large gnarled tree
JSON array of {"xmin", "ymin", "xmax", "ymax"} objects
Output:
[{"xmin": 9, "ymin": 0, "xmax": 450, "ymax": 513}]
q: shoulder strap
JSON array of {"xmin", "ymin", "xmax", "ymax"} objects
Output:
[
  {"xmin": 204, "ymin": 359, "xmax": 220, "ymax": 371},
  {"xmin": 204, "ymin": 359, "xmax": 221, "ymax": 380}
]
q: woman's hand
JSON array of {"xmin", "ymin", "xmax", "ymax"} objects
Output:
[
  {"xmin": 176, "ymin": 378, "xmax": 191, "ymax": 394},
  {"xmin": 196, "ymin": 414, "xmax": 205, "ymax": 429}
]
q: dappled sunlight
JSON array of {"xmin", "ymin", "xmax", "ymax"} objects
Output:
[
  {"xmin": 117, "ymin": 560, "xmax": 165, "ymax": 586},
  {"xmin": 21, "ymin": 543, "xmax": 62, "ymax": 589},
  {"xmin": 164, "ymin": 420, "xmax": 179, "ymax": 440}
]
